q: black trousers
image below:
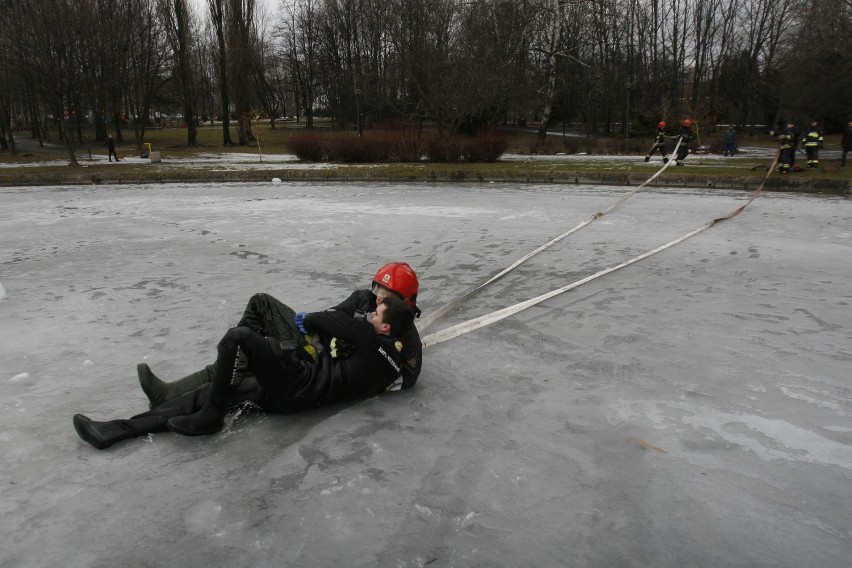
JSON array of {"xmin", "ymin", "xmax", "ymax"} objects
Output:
[
  {"xmin": 779, "ymin": 148, "xmax": 794, "ymax": 172},
  {"xmin": 213, "ymin": 325, "xmax": 308, "ymax": 414},
  {"xmin": 127, "ymin": 294, "xmax": 306, "ymax": 434},
  {"xmin": 805, "ymin": 146, "xmax": 819, "ymax": 165},
  {"xmin": 125, "ymin": 376, "xmax": 266, "ymax": 435},
  {"xmin": 647, "ymin": 141, "xmax": 667, "ymax": 157},
  {"xmin": 237, "ymin": 293, "xmax": 300, "ymax": 343},
  {"xmin": 193, "ymin": 293, "xmax": 304, "ymax": 385}
]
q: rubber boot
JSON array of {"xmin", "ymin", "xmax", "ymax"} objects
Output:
[
  {"xmin": 73, "ymin": 413, "xmax": 168, "ymax": 450},
  {"xmin": 138, "ymin": 363, "xmax": 213, "ymax": 408},
  {"xmin": 643, "ymin": 155, "xmax": 650, "ymax": 162},
  {"xmin": 167, "ymin": 345, "xmax": 247, "ymax": 436},
  {"xmin": 663, "ymin": 156, "xmax": 669, "ymax": 163}
]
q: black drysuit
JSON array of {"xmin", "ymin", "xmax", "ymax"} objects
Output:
[
  {"xmin": 180, "ymin": 291, "xmax": 422, "ymax": 391},
  {"xmin": 80, "ymin": 305, "xmax": 411, "ymax": 445},
  {"xmin": 256, "ymin": 309, "xmax": 408, "ymax": 412}
]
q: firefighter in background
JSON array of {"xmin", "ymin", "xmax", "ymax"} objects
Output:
[
  {"xmin": 644, "ymin": 121, "xmax": 669, "ymax": 163},
  {"xmin": 802, "ymin": 119, "xmax": 824, "ymax": 168},
  {"xmin": 675, "ymin": 119, "xmax": 694, "ymax": 166},
  {"xmin": 778, "ymin": 129, "xmax": 794, "ymax": 174},
  {"xmin": 783, "ymin": 121, "xmax": 801, "ymax": 169}
]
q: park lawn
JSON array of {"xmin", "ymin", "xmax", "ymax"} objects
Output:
[{"xmin": 2, "ymin": 122, "xmax": 849, "ymax": 186}]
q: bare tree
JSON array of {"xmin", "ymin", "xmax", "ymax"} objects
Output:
[
  {"xmin": 537, "ymin": 0, "xmax": 563, "ymax": 144},
  {"xmin": 209, "ymin": 0, "xmax": 234, "ymax": 143},
  {"xmin": 9, "ymin": 0, "xmax": 90, "ymax": 164},
  {"xmin": 281, "ymin": 0, "xmax": 321, "ymax": 128},
  {"xmin": 0, "ymin": 0, "xmax": 16, "ymax": 152},
  {"xmin": 228, "ymin": 0, "xmax": 258, "ymax": 144},
  {"xmin": 778, "ymin": 0, "xmax": 851, "ymax": 128},
  {"xmin": 160, "ymin": 0, "xmax": 201, "ymax": 145},
  {"xmin": 254, "ymin": 5, "xmax": 286, "ymax": 127},
  {"xmin": 124, "ymin": 0, "xmax": 171, "ymax": 147}
]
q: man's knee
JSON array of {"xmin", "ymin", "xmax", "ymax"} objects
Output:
[
  {"xmin": 218, "ymin": 326, "xmax": 253, "ymax": 350},
  {"xmin": 220, "ymin": 326, "xmax": 274, "ymax": 358}
]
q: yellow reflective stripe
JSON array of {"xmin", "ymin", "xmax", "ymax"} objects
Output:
[{"xmin": 302, "ymin": 334, "xmax": 318, "ymax": 361}]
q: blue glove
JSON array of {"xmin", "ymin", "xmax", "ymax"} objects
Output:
[{"xmin": 295, "ymin": 312, "xmax": 308, "ymax": 334}]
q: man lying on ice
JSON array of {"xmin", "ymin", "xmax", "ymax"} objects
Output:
[{"xmin": 73, "ymin": 295, "xmax": 415, "ymax": 450}]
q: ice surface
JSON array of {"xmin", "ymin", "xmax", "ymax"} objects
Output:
[{"xmin": 0, "ymin": 181, "xmax": 850, "ymax": 567}]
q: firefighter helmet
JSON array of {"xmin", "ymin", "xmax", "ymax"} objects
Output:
[
  {"xmin": 372, "ymin": 262, "xmax": 419, "ymax": 307},
  {"xmin": 657, "ymin": 121, "xmax": 666, "ymax": 128},
  {"xmin": 682, "ymin": 119, "xmax": 692, "ymax": 127}
]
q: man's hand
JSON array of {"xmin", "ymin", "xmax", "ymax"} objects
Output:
[{"xmin": 295, "ymin": 312, "xmax": 308, "ymax": 334}]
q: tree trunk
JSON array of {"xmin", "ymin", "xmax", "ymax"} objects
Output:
[
  {"xmin": 210, "ymin": 0, "xmax": 233, "ymax": 145},
  {"xmin": 0, "ymin": 96, "xmax": 15, "ymax": 153},
  {"xmin": 174, "ymin": 0, "xmax": 198, "ymax": 146},
  {"xmin": 57, "ymin": 117, "xmax": 79, "ymax": 166},
  {"xmin": 537, "ymin": 0, "xmax": 561, "ymax": 146}
]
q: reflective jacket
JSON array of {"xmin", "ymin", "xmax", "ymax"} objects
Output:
[{"xmin": 802, "ymin": 125, "xmax": 824, "ymax": 147}]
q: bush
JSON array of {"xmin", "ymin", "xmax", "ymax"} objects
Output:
[
  {"xmin": 382, "ymin": 123, "xmax": 426, "ymax": 162},
  {"xmin": 328, "ymin": 133, "xmax": 392, "ymax": 163},
  {"xmin": 288, "ymin": 132, "xmax": 326, "ymax": 161},
  {"xmin": 289, "ymin": 127, "xmax": 505, "ymax": 163},
  {"xmin": 703, "ymin": 132, "xmax": 726, "ymax": 154},
  {"xmin": 427, "ymin": 132, "xmax": 507, "ymax": 163},
  {"xmin": 462, "ymin": 131, "xmax": 507, "ymax": 162},
  {"xmin": 427, "ymin": 137, "xmax": 464, "ymax": 162}
]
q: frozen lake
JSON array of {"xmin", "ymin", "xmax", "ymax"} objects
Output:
[{"xmin": 1, "ymin": 181, "xmax": 850, "ymax": 567}]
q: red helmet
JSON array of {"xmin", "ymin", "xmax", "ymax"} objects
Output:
[
  {"xmin": 372, "ymin": 262, "xmax": 419, "ymax": 308},
  {"xmin": 657, "ymin": 121, "xmax": 666, "ymax": 128},
  {"xmin": 682, "ymin": 118, "xmax": 692, "ymax": 127}
]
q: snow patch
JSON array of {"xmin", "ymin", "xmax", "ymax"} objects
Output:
[
  {"xmin": 9, "ymin": 373, "xmax": 30, "ymax": 384},
  {"xmin": 184, "ymin": 500, "xmax": 223, "ymax": 535}
]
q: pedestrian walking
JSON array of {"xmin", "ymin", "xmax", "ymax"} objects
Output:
[
  {"xmin": 723, "ymin": 126, "xmax": 737, "ymax": 156},
  {"xmin": 106, "ymin": 134, "xmax": 120, "ymax": 162}
]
